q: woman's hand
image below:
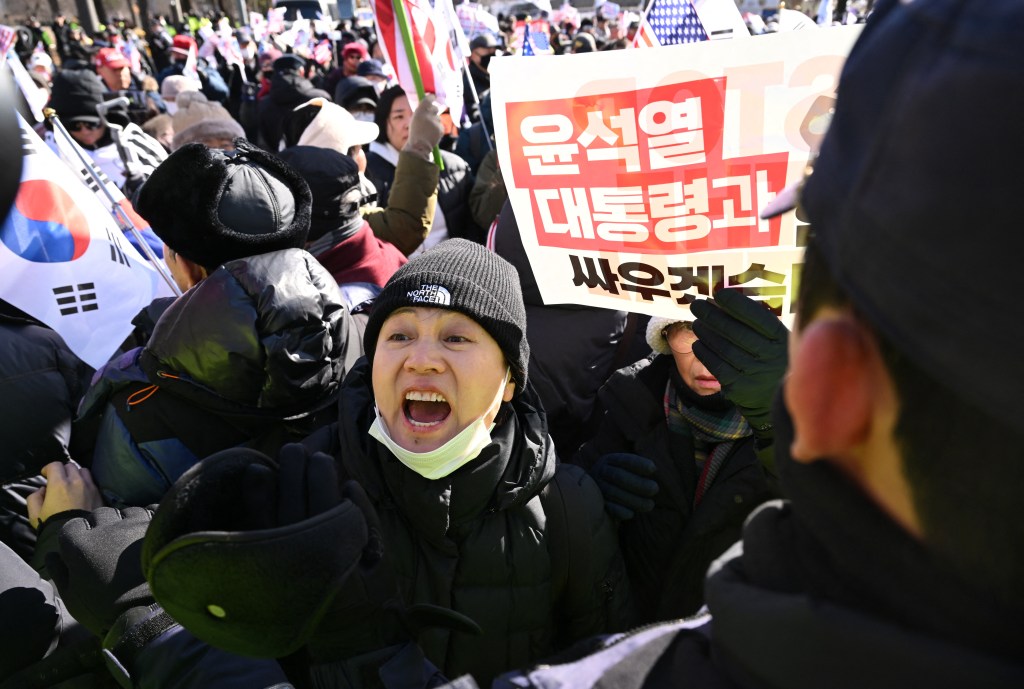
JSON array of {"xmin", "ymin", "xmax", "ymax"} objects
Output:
[{"xmin": 26, "ymin": 461, "xmax": 103, "ymax": 530}]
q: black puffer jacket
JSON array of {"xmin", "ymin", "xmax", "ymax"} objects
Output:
[
  {"xmin": 84, "ymin": 249, "xmax": 361, "ymax": 507},
  {"xmin": 491, "ymin": 204, "xmax": 638, "ymax": 459},
  {"xmin": 303, "ymin": 359, "xmax": 631, "ymax": 688},
  {"xmin": 574, "ymin": 354, "xmax": 776, "ymax": 622},
  {"xmin": 258, "ymin": 70, "xmax": 331, "ymax": 151},
  {"xmin": 0, "ymin": 302, "xmax": 94, "ymax": 561}
]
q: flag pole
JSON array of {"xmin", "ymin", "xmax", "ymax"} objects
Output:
[
  {"xmin": 462, "ymin": 65, "xmax": 492, "ymax": 151},
  {"xmin": 44, "ymin": 109, "xmax": 182, "ymax": 297},
  {"xmin": 391, "ymin": 0, "xmax": 445, "ymax": 169}
]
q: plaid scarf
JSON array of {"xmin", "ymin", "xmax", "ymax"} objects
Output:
[{"xmin": 664, "ymin": 379, "xmax": 752, "ymax": 507}]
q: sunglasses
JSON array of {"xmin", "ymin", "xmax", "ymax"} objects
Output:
[{"xmin": 69, "ymin": 121, "xmax": 101, "ymax": 132}]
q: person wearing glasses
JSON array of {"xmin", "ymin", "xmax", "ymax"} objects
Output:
[
  {"xmin": 572, "ymin": 299, "xmax": 784, "ymax": 624},
  {"xmin": 46, "ymin": 69, "xmax": 130, "ymax": 188}
]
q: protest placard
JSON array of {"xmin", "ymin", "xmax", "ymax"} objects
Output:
[{"xmin": 490, "ymin": 26, "xmax": 861, "ymax": 326}]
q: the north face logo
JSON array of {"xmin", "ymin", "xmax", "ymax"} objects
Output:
[{"xmin": 407, "ymin": 284, "xmax": 451, "ymax": 306}]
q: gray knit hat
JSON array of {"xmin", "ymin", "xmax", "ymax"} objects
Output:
[{"xmin": 364, "ymin": 239, "xmax": 529, "ymax": 393}]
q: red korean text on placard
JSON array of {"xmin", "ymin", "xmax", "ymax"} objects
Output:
[{"xmin": 505, "ymin": 79, "xmax": 789, "ymax": 255}]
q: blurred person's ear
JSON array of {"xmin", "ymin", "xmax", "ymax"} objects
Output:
[{"xmin": 785, "ymin": 307, "xmax": 920, "ymax": 536}]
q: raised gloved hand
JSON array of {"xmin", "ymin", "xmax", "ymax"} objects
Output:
[
  {"xmin": 46, "ymin": 507, "xmax": 155, "ymax": 638},
  {"xmin": 590, "ymin": 453, "xmax": 659, "ymax": 521},
  {"xmin": 690, "ymin": 289, "xmax": 789, "ymax": 439},
  {"xmin": 402, "ymin": 93, "xmax": 444, "ymax": 161},
  {"xmin": 143, "ymin": 444, "xmax": 479, "ymax": 661}
]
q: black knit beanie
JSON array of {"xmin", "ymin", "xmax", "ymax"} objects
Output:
[
  {"xmin": 364, "ymin": 239, "xmax": 529, "ymax": 393},
  {"xmin": 136, "ymin": 138, "xmax": 312, "ymax": 270}
]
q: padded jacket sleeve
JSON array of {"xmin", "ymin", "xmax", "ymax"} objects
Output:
[{"xmin": 363, "ymin": 151, "xmax": 439, "ymax": 256}]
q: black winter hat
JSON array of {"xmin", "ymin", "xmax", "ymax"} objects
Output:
[
  {"xmin": 364, "ymin": 239, "xmax": 530, "ymax": 393},
  {"xmin": 48, "ymin": 69, "xmax": 105, "ymax": 124},
  {"xmin": 135, "ymin": 138, "xmax": 312, "ymax": 270},
  {"xmin": 277, "ymin": 146, "xmax": 362, "ymax": 243}
]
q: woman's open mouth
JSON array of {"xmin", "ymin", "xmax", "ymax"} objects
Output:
[{"xmin": 404, "ymin": 390, "xmax": 452, "ymax": 428}]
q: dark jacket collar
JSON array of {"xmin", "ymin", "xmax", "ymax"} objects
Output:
[
  {"xmin": 704, "ymin": 395, "xmax": 1024, "ymax": 688},
  {"xmin": 336, "ymin": 359, "xmax": 556, "ymax": 547}
]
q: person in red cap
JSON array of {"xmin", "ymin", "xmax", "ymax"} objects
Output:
[
  {"xmin": 94, "ymin": 46, "xmax": 133, "ymax": 91},
  {"xmin": 156, "ymin": 33, "xmax": 229, "ymax": 105}
]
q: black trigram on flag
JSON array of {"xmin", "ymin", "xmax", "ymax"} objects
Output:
[
  {"xmin": 20, "ymin": 129, "xmax": 37, "ymax": 157},
  {"xmin": 105, "ymin": 227, "xmax": 130, "ymax": 265},
  {"xmin": 53, "ymin": 283, "xmax": 99, "ymax": 316}
]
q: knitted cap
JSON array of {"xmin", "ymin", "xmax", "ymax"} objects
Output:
[
  {"xmin": 645, "ymin": 315, "xmax": 692, "ymax": 356},
  {"xmin": 136, "ymin": 139, "xmax": 312, "ymax": 270},
  {"xmin": 364, "ymin": 239, "xmax": 529, "ymax": 393}
]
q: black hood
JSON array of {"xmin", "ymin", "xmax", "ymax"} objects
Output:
[{"xmin": 270, "ymin": 70, "xmax": 331, "ymax": 108}]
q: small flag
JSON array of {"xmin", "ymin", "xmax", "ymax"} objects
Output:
[
  {"xmin": 313, "ymin": 39, "xmax": 333, "ymax": 66},
  {"xmin": 182, "ymin": 43, "xmax": 200, "ymax": 83},
  {"xmin": 374, "ymin": 0, "xmax": 465, "ymax": 124},
  {"xmin": 48, "ymin": 119, "xmax": 165, "ymax": 259},
  {"xmin": 634, "ymin": 0, "xmax": 708, "ymax": 48},
  {"xmin": 0, "ymin": 25, "xmax": 17, "ymax": 64},
  {"xmin": 2, "ymin": 117, "xmax": 165, "ymax": 368}
]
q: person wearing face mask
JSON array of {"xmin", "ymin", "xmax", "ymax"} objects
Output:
[
  {"xmin": 572, "ymin": 303, "xmax": 783, "ymax": 624},
  {"xmin": 63, "ymin": 239, "xmax": 631, "ymax": 689},
  {"xmin": 289, "ymin": 239, "xmax": 631, "ymax": 686}
]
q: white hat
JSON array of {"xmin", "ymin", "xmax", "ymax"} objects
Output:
[
  {"xmin": 645, "ymin": 315, "xmax": 692, "ymax": 355},
  {"xmin": 294, "ymin": 98, "xmax": 379, "ymax": 153},
  {"xmin": 28, "ymin": 51, "xmax": 53, "ymax": 74}
]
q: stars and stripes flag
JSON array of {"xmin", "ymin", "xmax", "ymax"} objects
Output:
[
  {"xmin": 635, "ymin": 0, "xmax": 708, "ymax": 48},
  {"xmin": 2, "ymin": 117, "xmax": 165, "ymax": 368},
  {"xmin": 520, "ymin": 21, "xmax": 552, "ymax": 56},
  {"xmin": 374, "ymin": 0, "xmax": 464, "ymax": 124}
]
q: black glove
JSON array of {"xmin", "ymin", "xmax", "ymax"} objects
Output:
[
  {"xmin": 239, "ymin": 442, "xmax": 343, "ymax": 528},
  {"xmin": 690, "ymin": 289, "xmax": 789, "ymax": 438},
  {"xmin": 590, "ymin": 453, "xmax": 659, "ymax": 521},
  {"xmin": 45, "ymin": 507, "xmax": 155, "ymax": 638},
  {"xmin": 143, "ymin": 445, "xmax": 479, "ymax": 661}
]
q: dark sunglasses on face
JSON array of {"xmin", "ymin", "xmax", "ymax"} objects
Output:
[{"xmin": 69, "ymin": 121, "xmax": 101, "ymax": 132}]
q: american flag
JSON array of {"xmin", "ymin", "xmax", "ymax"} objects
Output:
[
  {"xmin": 634, "ymin": 0, "xmax": 708, "ymax": 48},
  {"xmin": 529, "ymin": 20, "xmax": 552, "ymax": 53}
]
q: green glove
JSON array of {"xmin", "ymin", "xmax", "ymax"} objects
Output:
[{"xmin": 690, "ymin": 289, "xmax": 788, "ymax": 438}]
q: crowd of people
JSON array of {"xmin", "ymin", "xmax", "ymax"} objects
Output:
[{"xmin": 1, "ymin": 0, "xmax": 1022, "ymax": 687}]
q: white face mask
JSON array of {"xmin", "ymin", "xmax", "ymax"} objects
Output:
[
  {"xmin": 352, "ymin": 111, "xmax": 375, "ymax": 122},
  {"xmin": 373, "ymin": 79, "xmax": 389, "ymax": 95},
  {"xmin": 368, "ymin": 368, "xmax": 511, "ymax": 480}
]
